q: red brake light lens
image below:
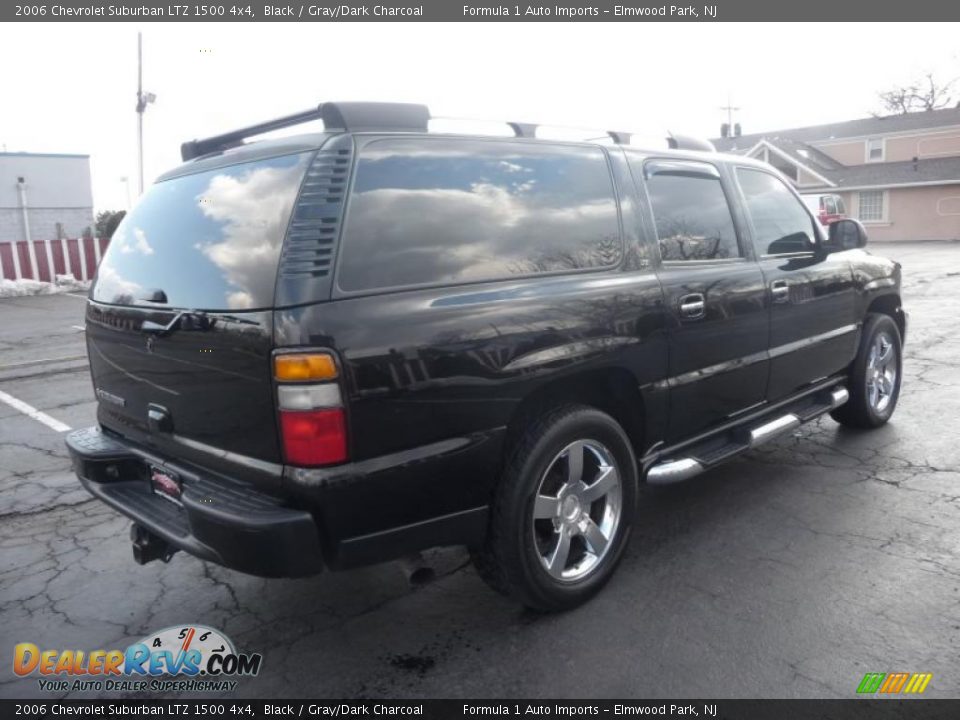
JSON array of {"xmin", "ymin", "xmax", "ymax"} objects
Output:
[{"xmin": 279, "ymin": 408, "xmax": 347, "ymax": 466}]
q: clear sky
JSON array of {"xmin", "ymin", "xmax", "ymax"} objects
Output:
[{"xmin": 2, "ymin": 22, "xmax": 958, "ymax": 212}]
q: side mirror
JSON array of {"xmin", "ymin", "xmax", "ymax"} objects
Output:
[{"xmin": 827, "ymin": 218, "xmax": 868, "ymax": 252}]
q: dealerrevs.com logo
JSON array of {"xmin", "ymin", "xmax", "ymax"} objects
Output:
[{"xmin": 14, "ymin": 625, "xmax": 262, "ymax": 693}]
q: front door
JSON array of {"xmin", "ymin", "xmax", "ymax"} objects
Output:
[
  {"xmin": 733, "ymin": 167, "xmax": 859, "ymax": 401},
  {"xmin": 638, "ymin": 158, "xmax": 770, "ymax": 441}
]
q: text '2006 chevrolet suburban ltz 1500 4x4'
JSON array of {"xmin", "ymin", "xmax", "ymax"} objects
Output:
[{"xmin": 66, "ymin": 102, "xmax": 906, "ymax": 611}]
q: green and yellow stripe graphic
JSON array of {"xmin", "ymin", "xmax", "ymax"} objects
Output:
[{"xmin": 857, "ymin": 672, "xmax": 932, "ymax": 694}]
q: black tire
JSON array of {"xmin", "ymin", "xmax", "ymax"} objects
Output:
[
  {"xmin": 473, "ymin": 404, "xmax": 637, "ymax": 612},
  {"xmin": 831, "ymin": 313, "xmax": 903, "ymax": 429}
]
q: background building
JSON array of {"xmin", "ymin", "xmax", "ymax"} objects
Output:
[
  {"xmin": 0, "ymin": 152, "xmax": 102, "ymax": 282},
  {"xmin": 714, "ymin": 107, "xmax": 960, "ymax": 242},
  {"xmin": 0, "ymin": 152, "xmax": 94, "ymax": 244}
]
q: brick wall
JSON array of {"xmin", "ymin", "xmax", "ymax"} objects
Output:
[{"xmin": 0, "ymin": 207, "xmax": 94, "ymax": 245}]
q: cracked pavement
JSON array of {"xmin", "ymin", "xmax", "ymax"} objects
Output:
[{"xmin": 2, "ymin": 243, "xmax": 959, "ymax": 699}]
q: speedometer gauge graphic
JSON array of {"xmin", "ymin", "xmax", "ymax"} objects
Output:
[{"xmin": 136, "ymin": 624, "xmax": 236, "ymax": 672}]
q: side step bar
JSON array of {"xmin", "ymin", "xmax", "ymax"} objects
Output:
[{"xmin": 646, "ymin": 385, "xmax": 848, "ymax": 485}]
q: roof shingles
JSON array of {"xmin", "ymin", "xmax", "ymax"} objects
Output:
[{"xmin": 713, "ymin": 108, "xmax": 960, "ymax": 189}]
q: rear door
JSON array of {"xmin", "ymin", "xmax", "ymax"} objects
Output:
[
  {"xmin": 732, "ymin": 167, "xmax": 858, "ymax": 401},
  {"xmin": 86, "ymin": 149, "xmax": 315, "ymax": 483},
  {"xmin": 634, "ymin": 158, "xmax": 769, "ymax": 441}
]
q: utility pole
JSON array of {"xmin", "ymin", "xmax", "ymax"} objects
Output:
[
  {"xmin": 720, "ymin": 92, "xmax": 740, "ymax": 137},
  {"xmin": 135, "ymin": 32, "xmax": 156, "ymax": 195},
  {"xmin": 719, "ymin": 92, "xmax": 740, "ymax": 130}
]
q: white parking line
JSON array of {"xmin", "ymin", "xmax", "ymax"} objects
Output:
[
  {"xmin": 65, "ymin": 293, "xmax": 89, "ymax": 300},
  {"xmin": 0, "ymin": 389, "xmax": 72, "ymax": 433},
  {"xmin": 71, "ymin": 325, "xmax": 85, "ymax": 331},
  {"xmin": 0, "ymin": 354, "xmax": 86, "ymax": 371}
]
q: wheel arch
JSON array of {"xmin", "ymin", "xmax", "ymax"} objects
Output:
[
  {"xmin": 504, "ymin": 367, "xmax": 648, "ymax": 459},
  {"xmin": 866, "ymin": 292, "xmax": 906, "ymax": 343}
]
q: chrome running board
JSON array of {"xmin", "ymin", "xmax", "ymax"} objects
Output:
[
  {"xmin": 646, "ymin": 458, "xmax": 705, "ymax": 484},
  {"xmin": 645, "ymin": 384, "xmax": 847, "ymax": 485}
]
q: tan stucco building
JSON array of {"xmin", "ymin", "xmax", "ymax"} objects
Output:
[{"xmin": 714, "ymin": 108, "xmax": 960, "ymax": 242}]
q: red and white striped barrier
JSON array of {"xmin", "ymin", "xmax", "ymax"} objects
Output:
[{"xmin": 0, "ymin": 236, "xmax": 109, "ymax": 283}]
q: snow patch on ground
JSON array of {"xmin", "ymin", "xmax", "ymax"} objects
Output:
[{"xmin": 0, "ymin": 274, "xmax": 90, "ymax": 298}]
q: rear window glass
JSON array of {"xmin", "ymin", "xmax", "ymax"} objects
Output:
[
  {"xmin": 336, "ymin": 138, "xmax": 620, "ymax": 292},
  {"xmin": 93, "ymin": 152, "xmax": 312, "ymax": 310}
]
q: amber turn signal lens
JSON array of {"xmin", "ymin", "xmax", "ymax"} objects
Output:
[{"xmin": 274, "ymin": 353, "xmax": 338, "ymax": 381}]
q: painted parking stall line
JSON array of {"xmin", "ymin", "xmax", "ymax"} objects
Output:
[{"xmin": 0, "ymin": 388, "xmax": 71, "ymax": 433}]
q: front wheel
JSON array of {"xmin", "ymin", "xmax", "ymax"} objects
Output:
[
  {"xmin": 831, "ymin": 313, "xmax": 903, "ymax": 429},
  {"xmin": 473, "ymin": 405, "xmax": 637, "ymax": 612}
]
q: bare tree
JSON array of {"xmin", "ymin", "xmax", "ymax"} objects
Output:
[{"xmin": 877, "ymin": 73, "xmax": 957, "ymax": 115}]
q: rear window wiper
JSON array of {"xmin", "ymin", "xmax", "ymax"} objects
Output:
[
  {"xmin": 140, "ymin": 311, "xmax": 257, "ymax": 337},
  {"xmin": 141, "ymin": 311, "xmax": 209, "ymax": 337}
]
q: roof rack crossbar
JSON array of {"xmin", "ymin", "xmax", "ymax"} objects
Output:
[
  {"xmin": 181, "ymin": 107, "xmax": 323, "ymax": 161},
  {"xmin": 607, "ymin": 131, "xmax": 631, "ymax": 145},
  {"xmin": 666, "ymin": 132, "xmax": 716, "ymax": 153},
  {"xmin": 507, "ymin": 121, "xmax": 538, "ymax": 138},
  {"xmin": 180, "ymin": 102, "xmax": 431, "ymax": 161}
]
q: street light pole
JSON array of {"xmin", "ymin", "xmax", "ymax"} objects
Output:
[{"xmin": 135, "ymin": 32, "xmax": 156, "ymax": 196}]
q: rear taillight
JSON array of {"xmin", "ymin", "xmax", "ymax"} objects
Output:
[{"xmin": 274, "ymin": 352, "xmax": 347, "ymax": 467}]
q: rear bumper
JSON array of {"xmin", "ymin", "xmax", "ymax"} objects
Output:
[{"xmin": 66, "ymin": 426, "xmax": 324, "ymax": 578}]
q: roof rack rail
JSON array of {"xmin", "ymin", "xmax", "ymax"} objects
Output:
[
  {"xmin": 666, "ymin": 132, "xmax": 716, "ymax": 153},
  {"xmin": 180, "ymin": 102, "xmax": 431, "ymax": 161},
  {"xmin": 505, "ymin": 120, "xmax": 631, "ymax": 144},
  {"xmin": 504, "ymin": 121, "xmax": 632, "ymax": 145},
  {"xmin": 179, "ymin": 101, "xmax": 714, "ymax": 161}
]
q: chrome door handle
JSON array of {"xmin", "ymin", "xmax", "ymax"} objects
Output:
[
  {"xmin": 770, "ymin": 280, "xmax": 790, "ymax": 304},
  {"xmin": 678, "ymin": 293, "xmax": 706, "ymax": 320}
]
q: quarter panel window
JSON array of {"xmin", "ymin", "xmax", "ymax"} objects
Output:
[
  {"xmin": 737, "ymin": 168, "xmax": 817, "ymax": 256},
  {"xmin": 643, "ymin": 164, "xmax": 741, "ymax": 261},
  {"xmin": 337, "ymin": 139, "xmax": 621, "ymax": 292}
]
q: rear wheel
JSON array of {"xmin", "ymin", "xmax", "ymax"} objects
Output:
[
  {"xmin": 831, "ymin": 313, "xmax": 902, "ymax": 429},
  {"xmin": 474, "ymin": 405, "xmax": 637, "ymax": 612}
]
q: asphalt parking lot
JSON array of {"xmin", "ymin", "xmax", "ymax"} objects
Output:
[{"xmin": 2, "ymin": 241, "xmax": 959, "ymax": 700}]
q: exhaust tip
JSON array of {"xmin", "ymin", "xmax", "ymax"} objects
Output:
[{"xmin": 399, "ymin": 552, "xmax": 436, "ymax": 586}]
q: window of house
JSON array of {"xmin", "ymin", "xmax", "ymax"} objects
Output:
[
  {"xmin": 337, "ymin": 138, "xmax": 621, "ymax": 292},
  {"xmin": 858, "ymin": 191, "xmax": 885, "ymax": 222},
  {"xmin": 643, "ymin": 161, "xmax": 741, "ymax": 261},
  {"xmin": 736, "ymin": 168, "xmax": 817, "ymax": 256},
  {"xmin": 866, "ymin": 138, "xmax": 884, "ymax": 162}
]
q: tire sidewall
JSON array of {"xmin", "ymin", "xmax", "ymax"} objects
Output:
[{"xmin": 505, "ymin": 407, "xmax": 637, "ymax": 608}]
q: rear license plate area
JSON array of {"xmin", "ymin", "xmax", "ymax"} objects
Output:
[{"xmin": 150, "ymin": 465, "xmax": 183, "ymax": 506}]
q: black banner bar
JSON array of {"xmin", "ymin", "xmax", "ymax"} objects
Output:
[
  {"xmin": 3, "ymin": 700, "xmax": 960, "ymax": 720},
  {"xmin": 5, "ymin": 0, "xmax": 960, "ymax": 22}
]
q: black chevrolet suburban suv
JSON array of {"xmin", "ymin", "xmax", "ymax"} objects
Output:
[{"xmin": 67, "ymin": 102, "xmax": 905, "ymax": 611}]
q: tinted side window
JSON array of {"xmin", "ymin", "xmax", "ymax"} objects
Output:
[
  {"xmin": 337, "ymin": 139, "xmax": 621, "ymax": 292},
  {"xmin": 737, "ymin": 169, "xmax": 818, "ymax": 256},
  {"xmin": 643, "ymin": 163, "xmax": 741, "ymax": 261}
]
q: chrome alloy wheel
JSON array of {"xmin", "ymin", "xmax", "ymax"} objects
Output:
[
  {"xmin": 866, "ymin": 331, "xmax": 898, "ymax": 413},
  {"xmin": 532, "ymin": 439, "xmax": 622, "ymax": 582}
]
